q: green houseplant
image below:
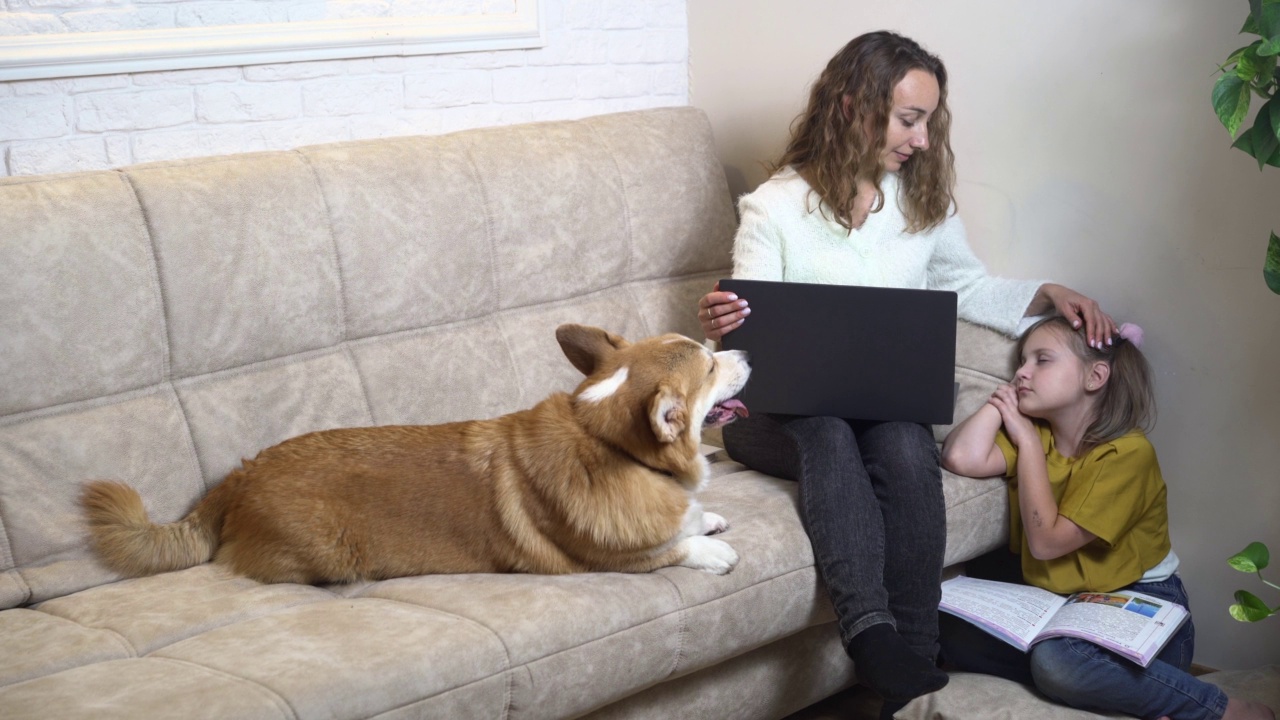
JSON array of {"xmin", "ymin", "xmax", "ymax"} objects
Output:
[
  {"xmin": 1211, "ymin": 0, "xmax": 1280, "ymax": 293},
  {"xmin": 1214, "ymin": 2, "xmax": 1280, "ymax": 624},
  {"xmin": 1228, "ymin": 542, "xmax": 1279, "ymax": 621}
]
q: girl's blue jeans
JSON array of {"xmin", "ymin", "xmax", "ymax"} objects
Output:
[{"xmin": 939, "ymin": 550, "xmax": 1230, "ymax": 720}]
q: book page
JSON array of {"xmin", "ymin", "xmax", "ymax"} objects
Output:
[
  {"xmin": 1039, "ymin": 591, "xmax": 1184, "ymax": 663},
  {"xmin": 940, "ymin": 577, "xmax": 1067, "ymax": 648}
]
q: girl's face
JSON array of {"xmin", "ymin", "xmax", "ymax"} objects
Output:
[
  {"xmin": 880, "ymin": 68, "xmax": 939, "ymax": 171},
  {"xmin": 1013, "ymin": 327, "xmax": 1094, "ymax": 418}
]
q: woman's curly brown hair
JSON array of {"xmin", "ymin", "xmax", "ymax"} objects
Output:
[{"xmin": 771, "ymin": 31, "xmax": 956, "ymax": 233}]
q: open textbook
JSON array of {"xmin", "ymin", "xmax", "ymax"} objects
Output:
[{"xmin": 939, "ymin": 576, "xmax": 1190, "ymax": 667}]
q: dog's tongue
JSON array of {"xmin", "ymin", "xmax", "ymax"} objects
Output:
[
  {"xmin": 721, "ymin": 399, "xmax": 748, "ymax": 418},
  {"xmin": 704, "ymin": 399, "xmax": 749, "ymax": 428}
]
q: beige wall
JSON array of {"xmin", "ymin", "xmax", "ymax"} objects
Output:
[{"xmin": 690, "ymin": 0, "xmax": 1280, "ymax": 669}]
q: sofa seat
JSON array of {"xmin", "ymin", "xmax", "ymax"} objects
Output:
[{"xmin": 3, "ymin": 447, "xmax": 1012, "ymax": 720}]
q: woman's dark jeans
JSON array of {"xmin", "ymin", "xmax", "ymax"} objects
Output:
[{"xmin": 723, "ymin": 413, "xmax": 946, "ymax": 662}]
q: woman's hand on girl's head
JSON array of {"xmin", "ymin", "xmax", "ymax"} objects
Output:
[
  {"xmin": 989, "ymin": 384, "xmax": 1038, "ymax": 450},
  {"xmin": 1037, "ymin": 284, "xmax": 1118, "ymax": 350},
  {"xmin": 699, "ymin": 282, "xmax": 751, "ymax": 341}
]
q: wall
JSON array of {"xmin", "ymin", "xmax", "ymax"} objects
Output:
[
  {"xmin": 0, "ymin": 1, "xmax": 513, "ymax": 31},
  {"xmin": 0, "ymin": 0, "xmax": 687, "ymax": 176},
  {"xmin": 690, "ymin": 0, "xmax": 1280, "ymax": 670}
]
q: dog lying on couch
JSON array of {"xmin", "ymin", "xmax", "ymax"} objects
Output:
[{"xmin": 83, "ymin": 325, "xmax": 751, "ymax": 584}]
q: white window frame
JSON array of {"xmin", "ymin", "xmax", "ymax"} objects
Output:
[{"xmin": 0, "ymin": 1, "xmax": 544, "ymax": 82}]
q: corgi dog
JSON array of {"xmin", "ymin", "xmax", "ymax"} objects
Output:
[{"xmin": 82, "ymin": 324, "xmax": 750, "ymax": 584}]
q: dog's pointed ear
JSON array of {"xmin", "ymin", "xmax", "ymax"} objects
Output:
[
  {"xmin": 556, "ymin": 324, "xmax": 630, "ymax": 376},
  {"xmin": 649, "ymin": 385, "xmax": 688, "ymax": 444}
]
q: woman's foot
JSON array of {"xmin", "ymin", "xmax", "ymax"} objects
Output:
[
  {"xmin": 879, "ymin": 698, "xmax": 907, "ymax": 720},
  {"xmin": 848, "ymin": 623, "xmax": 949, "ymax": 703}
]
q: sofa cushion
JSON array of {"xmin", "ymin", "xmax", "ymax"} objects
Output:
[
  {"xmin": 897, "ymin": 672, "xmax": 1129, "ymax": 719},
  {"xmin": 935, "ymin": 319, "xmax": 1018, "ymax": 566},
  {"xmin": 127, "ymin": 153, "xmax": 346, "ymax": 379},
  {"xmin": 0, "ymin": 389, "xmax": 202, "ymax": 609},
  {"xmin": 0, "ymin": 172, "xmax": 163, "ymax": 416},
  {"xmin": 897, "ymin": 666, "xmax": 1280, "ymax": 719}
]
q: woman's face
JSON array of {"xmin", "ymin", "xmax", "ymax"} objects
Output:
[{"xmin": 880, "ymin": 68, "xmax": 939, "ymax": 171}]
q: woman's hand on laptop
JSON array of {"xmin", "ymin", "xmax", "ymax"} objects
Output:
[{"xmin": 699, "ymin": 282, "xmax": 751, "ymax": 341}]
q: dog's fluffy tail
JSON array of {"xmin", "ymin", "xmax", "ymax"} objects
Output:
[{"xmin": 81, "ymin": 479, "xmax": 230, "ymax": 577}]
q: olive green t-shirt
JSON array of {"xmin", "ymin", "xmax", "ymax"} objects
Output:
[{"xmin": 995, "ymin": 423, "xmax": 1171, "ymax": 594}]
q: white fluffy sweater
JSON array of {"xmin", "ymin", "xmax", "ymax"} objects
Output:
[{"xmin": 732, "ymin": 168, "xmax": 1044, "ymax": 336}]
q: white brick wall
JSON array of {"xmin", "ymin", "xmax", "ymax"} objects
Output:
[
  {"xmin": 0, "ymin": 0, "xmax": 689, "ymax": 177},
  {"xmin": 1, "ymin": 1, "xmax": 516, "ymax": 32}
]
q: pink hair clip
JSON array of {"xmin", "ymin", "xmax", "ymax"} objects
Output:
[{"xmin": 1117, "ymin": 322, "xmax": 1144, "ymax": 349}]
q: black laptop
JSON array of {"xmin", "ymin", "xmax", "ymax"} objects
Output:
[{"xmin": 718, "ymin": 279, "xmax": 958, "ymax": 424}]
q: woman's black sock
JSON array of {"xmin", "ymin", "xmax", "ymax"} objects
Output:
[
  {"xmin": 879, "ymin": 698, "xmax": 908, "ymax": 720},
  {"xmin": 847, "ymin": 623, "xmax": 949, "ymax": 703}
]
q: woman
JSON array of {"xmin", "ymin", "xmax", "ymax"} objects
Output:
[{"xmin": 698, "ymin": 31, "xmax": 1116, "ymax": 712}]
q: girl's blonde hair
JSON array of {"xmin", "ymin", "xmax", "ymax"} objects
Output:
[
  {"xmin": 1016, "ymin": 316, "xmax": 1156, "ymax": 455},
  {"xmin": 771, "ymin": 31, "xmax": 956, "ymax": 233}
]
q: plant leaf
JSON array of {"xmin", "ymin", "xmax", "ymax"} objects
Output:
[
  {"xmin": 1257, "ymin": 50, "xmax": 1279, "ymax": 85},
  {"xmin": 1272, "ymin": 93, "xmax": 1280, "ymax": 138},
  {"xmin": 1229, "ymin": 590, "xmax": 1276, "ymax": 622},
  {"xmin": 1229, "ymin": 541, "xmax": 1272, "ymax": 572},
  {"xmin": 1266, "ymin": 232, "xmax": 1280, "ymax": 294},
  {"xmin": 1213, "ymin": 73, "xmax": 1251, "ymax": 136},
  {"xmin": 1242, "ymin": 0, "xmax": 1280, "ymax": 34},
  {"xmin": 1239, "ymin": 44, "xmax": 1262, "ymax": 79},
  {"xmin": 1227, "ymin": 43, "xmax": 1256, "ymax": 66},
  {"xmin": 1232, "ymin": 123, "xmax": 1255, "ymax": 153},
  {"xmin": 1251, "ymin": 100, "xmax": 1280, "ymax": 168},
  {"xmin": 1254, "ymin": 0, "xmax": 1280, "ymax": 41},
  {"xmin": 1233, "ymin": 120, "xmax": 1280, "ymax": 166}
]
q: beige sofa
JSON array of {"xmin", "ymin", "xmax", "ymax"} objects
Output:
[{"xmin": 0, "ymin": 106, "xmax": 1021, "ymax": 720}]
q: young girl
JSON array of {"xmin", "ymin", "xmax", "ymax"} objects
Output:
[{"xmin": 941, "ymin": 316, "xmax": 1274, "ymax": 720}]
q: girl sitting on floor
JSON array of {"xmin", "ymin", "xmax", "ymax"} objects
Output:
[{"xmin": 941, "ymin": 317, "xmax": 1274, "ymax": 720}]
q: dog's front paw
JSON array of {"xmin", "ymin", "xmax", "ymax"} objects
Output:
[
  {"xmin": 701, "ymin": 511, "xmax": 729, "ymax": 535},
  {"xmin": 678, "ymin": 535, "xmax": 738, "ymax": 575}
]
